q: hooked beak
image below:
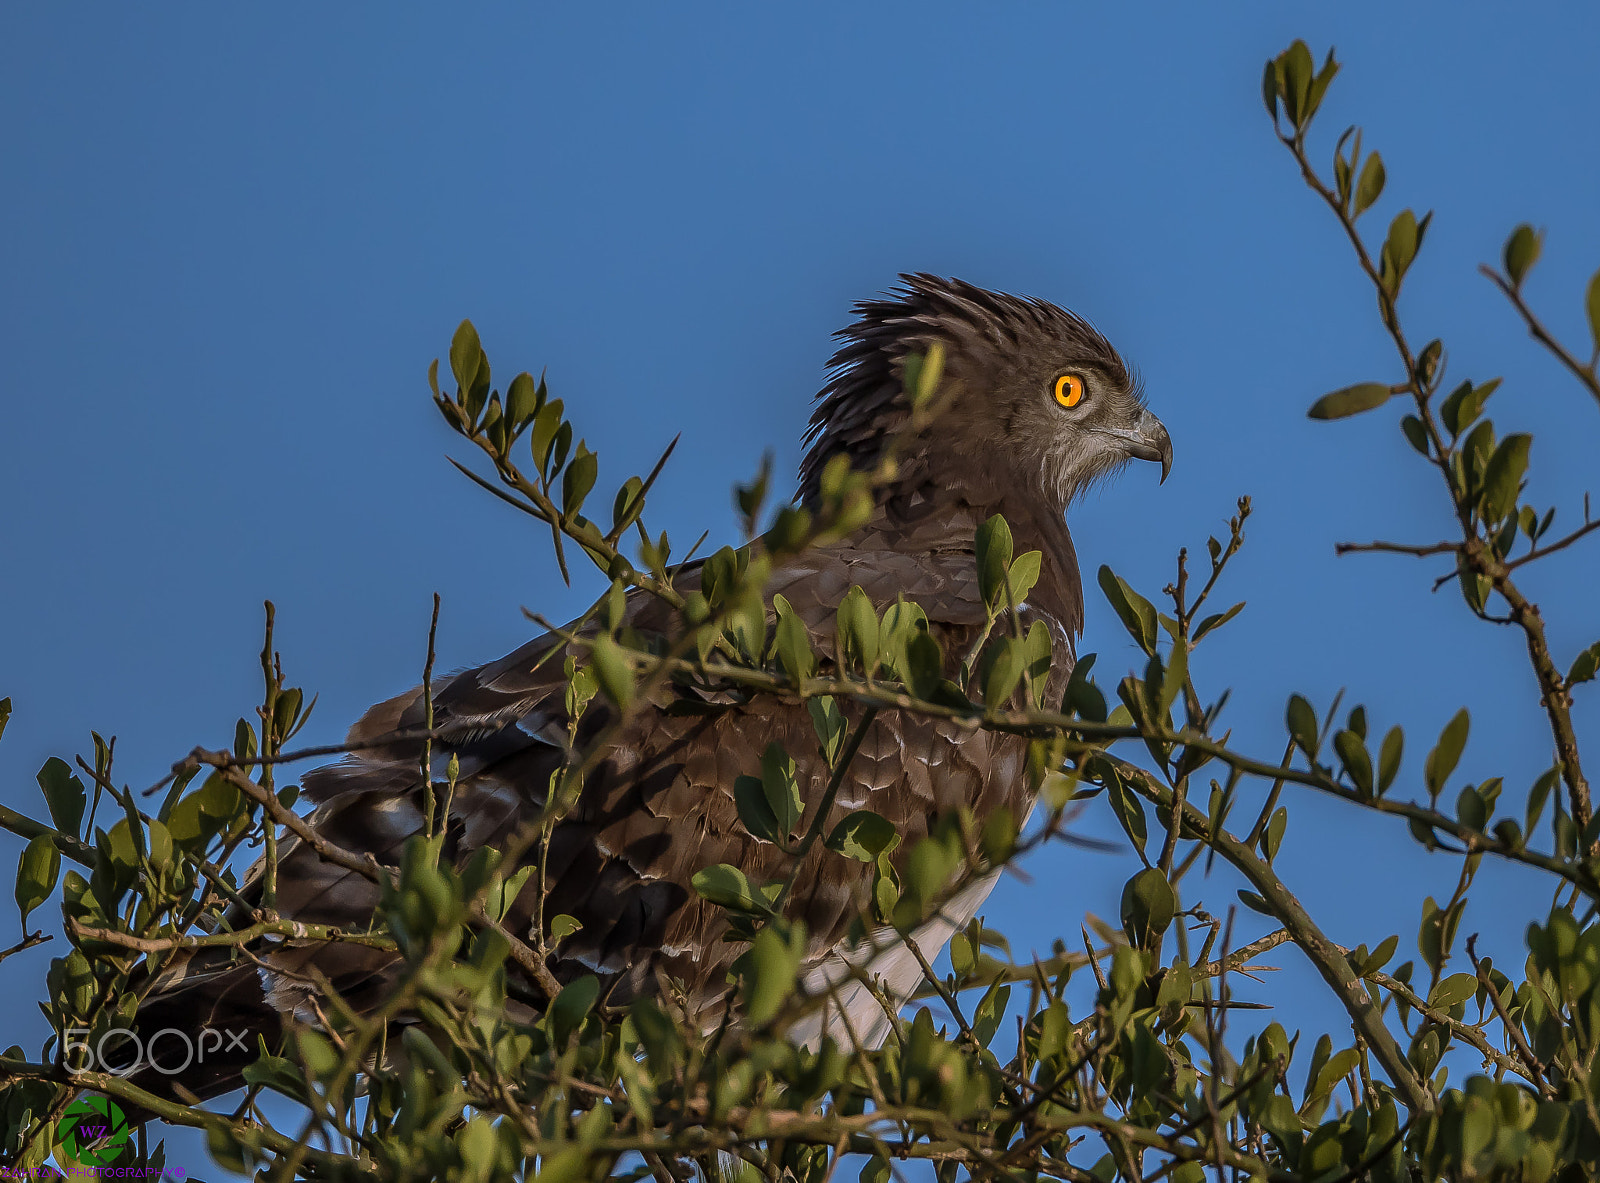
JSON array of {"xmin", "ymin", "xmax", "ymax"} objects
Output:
[{"xmin": 1101, "ymin": 410, "xmax": 1173, "ymax": 483}]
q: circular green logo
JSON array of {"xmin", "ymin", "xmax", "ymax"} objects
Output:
[{"xmin": 56, "ymin": 1094, "xmax": 133, "ymax": 1169}]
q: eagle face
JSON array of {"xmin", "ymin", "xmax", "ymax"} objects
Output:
[{"xmin": 802, "ymin": 273, "xmax": 1171, "ymax": 516}]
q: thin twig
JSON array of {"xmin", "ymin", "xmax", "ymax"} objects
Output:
[
  {"xmin": 1479, "ymin": 265, "xmax": 1600, "ymax": 407},
  {"xmin": 1466, "ymin": 934, "xmax": 1553, "ymax": 1097},
  {"xmin": 1506, "ymin": 517, "xmax": 1600, "ymax": 572},
  {"xmin": 422, "ymin": 592, "xmax": 441, "ymax": 836},
  {"xmin": 0, "ymin": 931, "xmax": 52, "ymax": 965},
  {"xmin": 66, "ymin": 917, "xmax": 395, "ymax": 954},
  {"xmin": 1334, "ymin": 539, "xmax": 1459, "ymax": 558}
]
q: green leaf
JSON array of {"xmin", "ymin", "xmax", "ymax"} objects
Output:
[
  {"xmin": 475, "ymin": 861, "xmax": 530, "ymax": 924},
  {"xmin": 759, "ymin": 743, "xmax": 802, "ymax": 837},
  {"xmin": 1459, "ymin": 418, "xmax": 1496, "ymax": 497},
  {"xmin": 1304, "ymin": 47, "xmax": 1339, "ymax": 128},
  {"xmin": 1207, "ymin": 782, "xmax": 1235, "ymax": 844},
  {"xmin": 165, "ymin": 773, "xmax": 243, "ymax": 848},
  {"xmin": 1120, "ymin": 867, "xmax": 1176, "ymax": 949},
  {"xmin": 449, "ymin": 319, "xmax": 484, "ymax": 394},
  {"xmin": 15, "ymin": 835, "xmax": 59, "ymax": 929},
  {"xmin": 1414, "ymin": 339, "xmax": 1443, "ymax": 387},
  {"xmin": 1333, "ymin": 140, "xmax": 1352, "ymax": 207},
  {"xmin": 548, "ymin": 421, "xmax": 573, "ymax": 477},
  {"xmin": 701, "ymin": 545, "xmax": 740, "ymax": 607},
  {"xmin": 1097, "ymin": 566, "xmax": 1157, "ymax": 655},
  {"xmin": 1456, "ymin": 784, "xmax": 1488, "ymax": 830},
  {"xmin": 1278, "ymin": 40, "xmax": 1313, "ymax": 127},
  {"xmin": 1261, "ymin": 57, "xmax": 1280, "ymax": 119},
  {"xmin": 549, "ymin": 975, "xmax": 600, "ymax": 1047},
  {"xmin": 145, "ymin": 818, "xmax": 173, "ymax": 870},
  {"xmin": 691, "ymin": 864, "xmax": 771, "ymax": 914},
  {"xmin": 1377, "ymin": 726, "xmax": 1404, "ymax": 794},
  {"xmin": 1565, "ymin": 640, "xmax": 1600, "ymax": 687},
  {"xmin": 296, "ymin": 1029, "xmax": 341, "ymax": 1082},
  {"xmin": 1105, "ymin": 772, "xmax": 1148, "ymax": 856},
  {"xmin": 836, "ymin": 586, "xmax": 880, "ymax": 674},
  {"xmin": 1062, "ymin": 652, "xmax": 1107, "ymax": 722},
  {"xmin": 1237, "ymin": 889, "xmax": 1274, "ymax": 916},
  {"xmin": 1399, "ymin": 415, "xmax": 1429, "ymax": 455},
  {"xmin": 549, "ymin": 914, "xmax": 583, "ymax": 943},
  {"xmin": 983, "ymin": 636, "xmax": 1027, "ymax": 708},
  {"xmin": 1261, "ymin": 807, "xmax": 1288, "ymax": 862},
  {"xmin": 1586, "ymin": 266, "xmax": 1600, "ymax": 352},
  {"xmin": 1004, "ymin": 550, "xmax": 1043, "ymax": 609},
  {"xmin": 734, "ymin": 456, "xmax": 772, "ymax": 532},
  {"xmin": 1503, "ymin": 223, "xmax": 1542, "ymax": 288},
  {"xmin": 742, "ymin": 924, "xmax": 804, "ymax": 1026},
  {"xmin": 1334, "ymin": 730, "xmax": 1373, "ymax": 796},
  {"xmin": 904, "ymin": 340, "xmax": 946, "ymax": 409},
  {"xmin": 1308, "ymin": 382, "xmax": 1390, "ymax": 420},
  {"xmin": 1526, "ymin": 766, "xmax": 1559, "ymax": 834},
  {"xmin": 561, "ymin": 443, "xmax": 598, "ymax": 520},
  {"xmin": 1023, "ymin": 620, "xmax": 1053, "ymax": 707},
  {"xmin": 734, "ymin": 776, "xmax": 782, "ymax": 845},
  {"xmin": 1286, "ymin": 694, "xmax": 1319, "ymax": 759},
  {"xmin": 36, "ymin": 757, "xmax": 86, "ymax": 839},
  {"xmin": 1381, "ymin": 209, "xmax": 1425, "ymax": 291},
  {"xmin": 826, "ymin": 810, "xmax": 898, "ymax": 861},
  {"xmin": 1157, "ymin": 642, "xmax": 1187, "ymax": 721},
  {"xmin": 979, "ymin": 806, "xmax": 1018, "ymax": 865},
  {"xmin": 234, "ymin": 717, "xmax": 258, "ymax": 762},
  {"xmin": 1307, "ymin": 1047, "xmax": 1361, "ymax": 1107},
  {"xmin": 1192, "ymin": 601, "xmax": 1245, "ymax": 644},
  {"xmin": 1424, "ymin": 709, "xmax": 1470, "ymax": 799},
  {"xmin": 601, "ymin": 579, "xmax": 628, "ymax": 634},
  {"xmin": 877, "ymin": 599, "xmax": 928, "ymax": 679},
  {"xmin": 506, "ymin": 371, "xmax": 543, "ymax": 427},
  {"xmin": 1456, "ymin": 554, "xmax": 1490, "ymax": 614},
  {"xmin": 588, "ymin": 634, "xmax": 635, "ymax": 712},
  {"xmin": 270, "ymin": 687, "xmax": 304, "ymax": 747},
  {"xmin": 612, "ymin": 475, "xmax": 645, "ymax": 534},
  {"xmin": 976, "ymin": 515, "xmax": 1014, "ymax": 609},
  {"xmin": 771, "ymin": 595, "xmax": 816, "ymax": 683},
  {"xmin": 1361, "ymin": 934, "xmax": 1399, "ymax": 976},
  {"xmin": 903, "ymin": 631, "xmax": 945, "ymax": 701},
  {"xmin": 1478, "ymin": 433, "xmax": 1531, "ymax": 523},
  {"xmin": 1418, "ymin": 895, "xmax": 1463, "ymax": 977},
  {"xmin": 807, "ymin": 696, "xmax": 846, "ymax": 765},
  {"xmin": 1353, "ymin": 151, "xmax": 1385, "ymax": 217},
  {"xmin": 241, "ymin": 1041, "xmax": 311, "ymax": 1100},
  {"xmin": 528, "ymin": 399, "xmax": 565, "ymax": 473},
  {"xmin": 1440, "ymin": 378, "xmax": 1500, "ymax": 438},
  {"xmin": 1429, "ymin": 972, "xmax": 1477, "ymax": 1010}
]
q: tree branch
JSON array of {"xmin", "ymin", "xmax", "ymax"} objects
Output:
[{"xmin": 1479, "ymin": 265, "xmax": 1600, "ymax": 408}]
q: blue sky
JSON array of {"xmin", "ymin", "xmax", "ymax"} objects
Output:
[{"xmin": 3, "ymin": 3, "xmax": 1598, "ymax": 1169}]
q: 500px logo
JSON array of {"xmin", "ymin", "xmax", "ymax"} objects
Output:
[{"xmin": 60, "ymin": 1027, "xmax": 251, "ymax": 1076}]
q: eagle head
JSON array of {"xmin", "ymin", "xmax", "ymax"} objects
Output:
[{"xmin": 799, "ymin": 273, "xmax": 1171, "ymax": 512}]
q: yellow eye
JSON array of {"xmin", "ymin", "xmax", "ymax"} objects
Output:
[{"xmin": 1053, "ymin": 374, "xmax": 1085, "ymax": 409}]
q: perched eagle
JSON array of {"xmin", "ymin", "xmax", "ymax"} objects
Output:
[{"xmin": 130, "ymin": 274, "xmax": 1170, "ymax": 1105}]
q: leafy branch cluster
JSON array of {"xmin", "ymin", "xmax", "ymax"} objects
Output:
[{"xmin": 2, "ymin": 38, "xmax": 1599, "ymax": 1183}]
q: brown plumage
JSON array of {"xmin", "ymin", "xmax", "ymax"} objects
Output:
[{"xmin": 126, "ymin": 274, "xmax": 1170, "ymax": 1105}]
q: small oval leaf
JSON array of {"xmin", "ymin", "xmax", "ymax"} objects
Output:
[{"xmin": 1308, "ymin": 382, "xmax": 1391, "ymax": 421}]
